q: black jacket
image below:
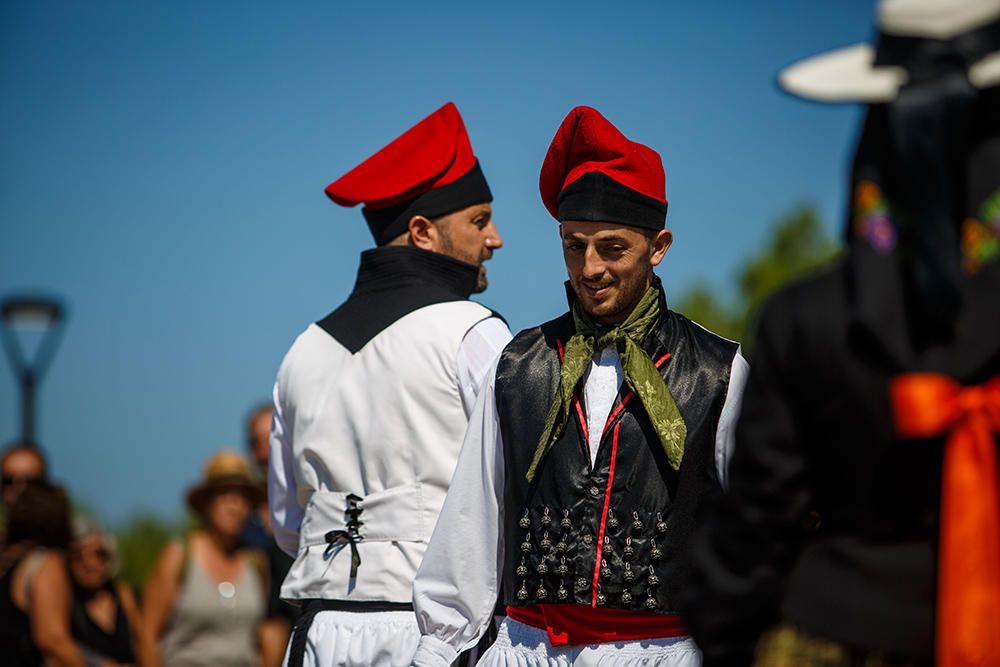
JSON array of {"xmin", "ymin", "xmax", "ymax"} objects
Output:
[{"xmin": 682, "ymin": 247, "xmax": 1000, "ymax": 665}]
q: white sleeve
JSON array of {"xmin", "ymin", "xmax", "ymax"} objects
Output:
[
  {"xmin": 268, "ymin": 380, "xmax": 303, "ymax": 557},
  {"xmin": 715, "ymin": 346, "xmax": 750, "ymax": 490},
  {"xmin": 411, "ymin": 358, "xmax": 506, "ymax": 667},
  {"xmin": 456, "ymin": 316, "xmax": 512, "ymax": 417}
]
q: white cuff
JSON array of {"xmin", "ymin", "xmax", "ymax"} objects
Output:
[{"xmin": 410, "ymin": 635, "xmax": 458, "ymax": 667}]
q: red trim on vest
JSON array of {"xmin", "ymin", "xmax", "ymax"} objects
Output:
[
  {"xmin": 556, "ymin": 339, "xmax": 590, "ymax": 444},
  {"xmin": 506, "ymin": 603, "xmax": 688, "ymax": 646},
  {"xmin": 551, "ymin": 345, "xmax": 673, "ymax": 608},
  {"xmin": 603, "ymin": 352, "xmax": 672, "ymax": 434},
  {"xmin": 592, "ymin": 421, "xmax": 622, "ymax": 606}
]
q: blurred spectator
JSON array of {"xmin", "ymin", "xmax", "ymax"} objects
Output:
[
  {"xmin": 239, "ymin": 403, "xmax": 273, "ymax": 552},
  {"xmin": 1, "ymin": 441, "xmax": 48, "ymax": 510},
  {"xmin": 246, "ymin": 403, "xmax": 272, "ymax": 476},
  {"xmin": 240, "ymin": 403, "xmax": 300, "ymax": 667},
  {"xmin": 68, "ymin": 516, "xmax": 143, "ymax": 666},
  {"xmin": 138, "ymin": 450, "xmax": 266, "ymax": 667},
  {"xmin": 0, "ymin": 481, "xmax": 87, "ymax": 667}
]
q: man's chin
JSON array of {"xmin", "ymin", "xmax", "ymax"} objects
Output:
[{"xmin": 473, "ymin": 268, "xmax": 488, "ymax": 293}]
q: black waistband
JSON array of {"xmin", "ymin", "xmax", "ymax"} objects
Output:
[{"xmin": 295, "ymin": 599, "xmax": 414, "ymax": 612}]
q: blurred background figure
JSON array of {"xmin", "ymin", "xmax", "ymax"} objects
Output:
[
  {"xmin": 240, "ymin": 403, "xmax": 300, "ymax": 667},
  {"xmin": 68, "ymin": 516, "xmax": 143, "ymax": 666},
  {"xmin": 1, "ymin": 481, "xmax": 87, "ymax": 667},
  {"xmin": 682, "ymin": 1, "xmax": 1000, "ymax": 666},
  {"xmin": 1, "ymin": 441, "xmax": 48, "ymax": 511},
  {"xmin": 139, "ymin": 450, "xmax": 266, "ymax": 667}
]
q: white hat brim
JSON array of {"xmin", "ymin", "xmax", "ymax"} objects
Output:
[{"xmin": 779, "ymin": 43, "xmax": 1000, "ymax": 103}]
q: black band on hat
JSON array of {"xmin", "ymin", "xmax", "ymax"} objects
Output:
[
  {"xmin": 874, "ymin": 16, "xmax": 1000, "ymax": 85},
  {"xmin": 362, "ymin": 161, "xmax": 493, "ymax": 246},
  {"xmin": 557, "ymin": 172, "xmax": 668, "ymax": 230}
]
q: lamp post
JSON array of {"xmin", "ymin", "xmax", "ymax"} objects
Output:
[{"xmin": 1, "ymin": 296, "xmax": 65, "ymax": 443}]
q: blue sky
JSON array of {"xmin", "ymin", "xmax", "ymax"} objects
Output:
[{"xmin": 1, "ymin": 1, "xmax": 874, "ymax": 523}]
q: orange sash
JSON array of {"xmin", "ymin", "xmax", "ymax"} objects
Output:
[{"xmin": 889, "ymin": 374, "xmax": 1000, "ymax": 667}]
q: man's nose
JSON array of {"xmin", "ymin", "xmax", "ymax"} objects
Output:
[
  {"xmin": 582, "ymin": 246, "xmax": 605, "ymax": 278},
  {"xmin": 485, "ymin": 221, "xmax": 503, "ymax": 250}
]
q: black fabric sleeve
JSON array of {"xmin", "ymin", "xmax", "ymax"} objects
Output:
[{"xmin": 680, "ymin": 292, "xmax": 815, "ymax": 667}]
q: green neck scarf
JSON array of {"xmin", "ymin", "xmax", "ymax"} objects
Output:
[{"xmin": 525, "ymin": 284, "xmax": 687, "ymax": 482}]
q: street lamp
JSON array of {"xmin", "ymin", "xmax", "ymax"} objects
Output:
[{"xmin": 1, "ymin": 296, "xmax": 66, "ymax": 443}]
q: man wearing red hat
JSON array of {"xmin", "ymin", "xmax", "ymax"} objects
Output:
[
  {"xmin": 410, "ymin": 106, "xmax": 748, "ymax": 666},
  {"xmin": 268, "ymin": 102, "xmax": 509, "ymax": 667}
]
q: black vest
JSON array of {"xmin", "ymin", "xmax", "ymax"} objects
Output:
[{"xmin": 497, "ymin": 287, "xmax": 738, "ymax": 614}]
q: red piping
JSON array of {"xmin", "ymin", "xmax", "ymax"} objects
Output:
[
  {"xmin": 592, "ymin": 421, "xmax": 622, "ymax": 606},
  {"xmin": 602, "ymin": 353, "xmax": 672, "ymax": 435}
]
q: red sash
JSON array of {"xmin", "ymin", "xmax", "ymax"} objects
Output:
[
  {"xmin": 506, "ymin": 603, "xmax": 687, "ymax": 646},
  {"xmin": 890, "ymin": 374, "xmax": 1000, "ymax": 667}
]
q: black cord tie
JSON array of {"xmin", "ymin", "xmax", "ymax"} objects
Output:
[{"xmin": 324, "ymin": 493, "xmax": 364, "ymax": 579}]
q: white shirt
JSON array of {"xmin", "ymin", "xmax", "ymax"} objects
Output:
[
  {"xmin": 269, "ymin": 307, "xmax": 512, "ymax": 603},
  {"xmin": 410, "ymin": 346, "xmax": 750, "ymax": 666}
]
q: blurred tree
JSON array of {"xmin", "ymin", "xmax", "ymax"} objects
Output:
[
  {"xmin": 672, "ymin": 284, "xmax": 742, "ymax": 342},
  {"xmin": 115, "ymin": 513, "xmax": 181, "ymax": 589},
  {"xmin": 674, "ymin": 204, "xmax": 839, "ymax": 347}
]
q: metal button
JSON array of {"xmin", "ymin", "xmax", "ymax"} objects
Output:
[
  {"xmin": 582, "ymin": 534, "xmax": 593, "ymax": 545},
  {"xmin": 577, "ymin": 577, "xmax": 588, "ymax": 588},
  {"xmin": 589, "ymin": 486, "xmax": 601, "ymax": 497}
]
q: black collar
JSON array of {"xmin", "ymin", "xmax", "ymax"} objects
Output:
[{"xmin": 317, "ymin": 246, "xmax": 480, "ymax": 353}]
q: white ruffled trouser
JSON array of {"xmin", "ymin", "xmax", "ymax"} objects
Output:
[
  {"xmin": 479, "ymin": 618, "xmax": 702, "ymax": 667},
  {"xmin": 282, "ymin": 610, "xmax": 420, "ymax": 667}
]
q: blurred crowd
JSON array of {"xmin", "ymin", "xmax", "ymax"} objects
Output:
[{"xmin": 0, "ymin": 404, "xmax": 295, "ymax": 667}]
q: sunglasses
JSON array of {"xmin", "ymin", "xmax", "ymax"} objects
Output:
[{"xmin": 0, "ymin": 475, "xmax": 45, "ymax": 488}]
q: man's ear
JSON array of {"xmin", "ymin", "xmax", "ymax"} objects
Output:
[
  {"xmin": 649, "ymin": 229, "xmax": 673, "ymax": 267},
  {"xmin": 407, "ymin": 215, "xmax": 436, "ymax": 251}
]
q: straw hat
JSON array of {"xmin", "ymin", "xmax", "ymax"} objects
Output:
[
  {"xmin": 185, "ymin": 450, "xmax": 263, "ymax": 515},
  {"xmin": 779, "ymin": 0, "xmax": 1000, "ymax": 102}
]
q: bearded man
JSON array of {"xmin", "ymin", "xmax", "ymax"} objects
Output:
[
  {"xmin": 269, "ymin": 102, "xmax": 510, "ymax": 667},
  {"xmin": 410, "ymin": 106, "xmax": 748, "ymax": 667}
]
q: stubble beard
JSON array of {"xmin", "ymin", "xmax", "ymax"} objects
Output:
[
  {"xmin": 576, "ymin": 267, "xmax": 653, "ymax": 325},
  {"xmin": 436, "ymin": 225, "xmax": 488, "ymax": 293}
]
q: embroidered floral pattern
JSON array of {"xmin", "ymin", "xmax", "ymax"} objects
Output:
[
  {"xmin": 853, "ymin": 180, "xmax": 897, "ymax": 255},
  {"xmin": 853, "ymin": 182, "xmax": 1000, "ymax": 272},
  {"xmin": 962, "ymin": 188, "xmax": 1000, "ymax": 274}
]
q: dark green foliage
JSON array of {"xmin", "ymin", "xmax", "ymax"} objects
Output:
[
  {"xmin": 114, "ymin": 513, "xmax": 183, "ymax": 588},
  {"xmin": 674, "ymin": 204, "xmax": 839, "ymax": 348}
]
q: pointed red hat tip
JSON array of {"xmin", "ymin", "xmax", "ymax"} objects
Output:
[
  {"xmin": 325, "ymin": 102, "xmax": 478, "ymax": 211},
  {"xmin": 539, "ymin": 106, "xmax": 666, "ymax": 220}
]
